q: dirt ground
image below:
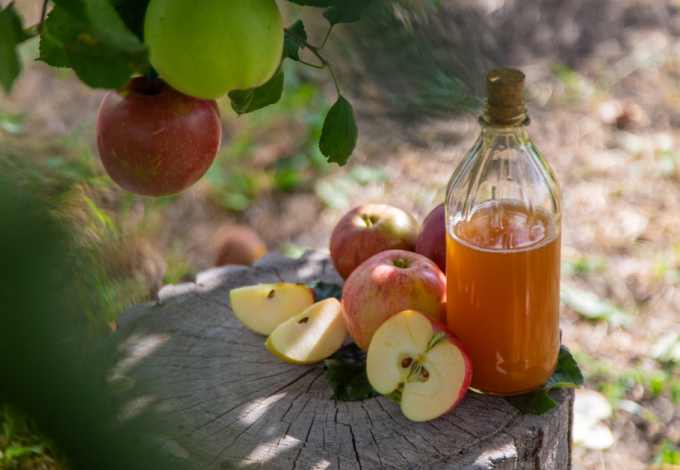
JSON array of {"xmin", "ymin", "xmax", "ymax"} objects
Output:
[{"xmin": 2, "ymin": 0, "xmax": 680, "ymax": 468}]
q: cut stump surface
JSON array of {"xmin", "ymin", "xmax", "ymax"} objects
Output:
[{"xmin": 92, "ymin": 250, "xmax": 574, "ymax": 470}]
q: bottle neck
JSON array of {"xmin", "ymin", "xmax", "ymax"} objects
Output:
[{"xmin": 480, "ymin": 99, "xmax": 529, "ymax": 128}]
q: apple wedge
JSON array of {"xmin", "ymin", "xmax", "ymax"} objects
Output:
[
  {"xmin": 367, "ymin": 310, "xmax": 472, "ymax": 422},
  {"xmin": 230, "ymin": 283, "xmax": 316, "ymax": 335},
  {"xmin": 265, "ymin": 298, "xmax": 347, "ymax": 364}
]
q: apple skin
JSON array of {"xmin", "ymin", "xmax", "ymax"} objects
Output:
[
  {"xmin": 144, "ymin": 0, "xmax": 283, "ymax": 99},
  {"xmin": 96, "ymin": 77, "xmax": 222, "ymax": 197},
  {"xmin": 416, "ymin": 203, "xmax": 446, "ymax": 273},
  {"xmin": 416, "ymin": 313, "xmax": 472, "ymax": 417},
  {"xmin": 342, "ymin": 250, "xmax": 447, "ymax": 352},
  {"xmin": 330, "ymin": 204, "xmax": 419, "ymax": 280}
]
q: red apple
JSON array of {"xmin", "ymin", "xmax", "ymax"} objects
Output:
[
  {"xmin": 342, "ymin": 249, "xmax": 446, "ymax": 352},
  {"xmin": 367, "ymin": 310, "xmax": 472, "ymax": 422},
  {"xmin": 416, "ymin": 203, "xmax": 446, "ymax": 273},
  {"xmin": 96, "ymin": 76, "xmax": 222, "ymax": 197},
  {"xmin": 330, "ymin": 204, "xmax": 419, "ymax": 280}
]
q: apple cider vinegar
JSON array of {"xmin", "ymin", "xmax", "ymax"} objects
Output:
[
  {"xmin": 446, "ymin": 202, "xmax": 560, "ymax": 395},
  {"xmin": 445, "ymin": 68, "xmax": 562, "ymax": 396}
]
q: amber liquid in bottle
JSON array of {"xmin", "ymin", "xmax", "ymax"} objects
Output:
[
  {"xmin": 446, "ymin": 201, "xmax": 560, "ymax": 395},
  {"xmin": 445, "ymin": 68, "xmax": 562, "ymax": 396}
]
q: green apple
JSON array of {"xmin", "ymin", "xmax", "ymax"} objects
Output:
[
  {"xmin": 265, "ymin": 298, "xmax": 347, "ymax": 364},
  {"xmin": 144, "ymin": 0, "xmax": 284, "ymax": 99},
  {"xmin": 229, "ymin": 283, "xmax": 315, "ymax": 335}
]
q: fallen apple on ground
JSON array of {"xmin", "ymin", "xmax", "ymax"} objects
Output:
[
  {"xmin": 342, "ymin": 249, "xmax": 447, "ymax": 352},
  {"xmin": 330, "ymin": 204, "xmax": 420, "ymax": 280},
  {"xmin": 265, "ymin": 298, "xmax": 347, "ymax": 364},
  {"xmin": 215, "ymin": 226, "xmax": 268, "ymax": 267},
  {"xmin": 416, "ymin": 203, "xmax": 446, "ymax": 273},
  {"xmin": 367, "ymin": 310, "xmax": 472, "ymax": 422},
  {"xmin": 230, "ymin": 283, "xmax": 316, "ymax": 335}
]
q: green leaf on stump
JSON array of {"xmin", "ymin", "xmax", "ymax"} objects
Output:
[
  {"xmin": 325, "ymin": 343, "xmax": 379, "ymax": 401},
  {"xmin": 319, "ymin": 95, "xmax": 358, "ymax": 166},
  {"xmin": 505, "ymin": 345, "xmax": 584, "ymax": 415},
  {"xmin": 283, "ymin": 20, "xmax": 307, "ymax": 61},
  {"xmin": 0, "ymin": 3, "xmax": 34, "ymax": 94},
  {"xmin": 323, "ymin": 0, "xmax": 376, "ymax": 26},
  {"xmin": 306, "ymin": 281, "xmax": 342, "ymax": 301},
  {"xmin": 228, "ymin": 64, "xmax": 284, "ymax": 115}
]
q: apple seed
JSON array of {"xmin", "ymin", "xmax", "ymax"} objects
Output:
[
  {"xmin": 298, "ymin": 317, "xmax": 309, "ymax": 324},
  {"xmin": 268, "ymin": 289, "xmax": 275, "ymax": 298},
  {"xmin": 401, "ymin": 357, "xmax": 412, "ymax": 368},
  {"xmin": 422, "ymin": 367, "xmax": 430, "ymax": 378}
]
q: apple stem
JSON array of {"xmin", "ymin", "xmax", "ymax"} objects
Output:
[
  {"xmin": 361, "ymin": 214, "xmax": 373, "ymax": 227},
  {"xmin": 147, "ymin": 66, "xmax": 159, "ymax": 82},
  {"xmin": 395, "ymin": 259, "xmax": 406, "ymax": 269}
]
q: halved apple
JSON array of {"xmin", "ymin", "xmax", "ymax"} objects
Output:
[
  {"xmin": 265, "ymin": 298, "xmax": 347, "ymax": 364},
  {"xmin": 367, "ymin": 310, "xmax": 472, "ymax": 422},
  {"xmin": 229, "ymin": 283, "xmax": 316, "ymax": 335}
]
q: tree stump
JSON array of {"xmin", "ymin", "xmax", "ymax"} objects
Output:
[{"xmin": 92, "ymin": 250, "xmax": 574, "ymax": 470}]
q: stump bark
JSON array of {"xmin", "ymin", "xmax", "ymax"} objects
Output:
[{"xmin": 92, "ymin": 250, "xmax": 573, "ymax": 470}]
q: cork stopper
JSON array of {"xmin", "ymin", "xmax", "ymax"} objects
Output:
[
  {"xmin": 483, "ymin": 68, "xmax": 527, "ymax": 126},
  {"xmin": 486, "ymin": 68, "xmax": 525, "ymax": 107}
]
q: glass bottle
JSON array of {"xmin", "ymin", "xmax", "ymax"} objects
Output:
[{"xmin": 445, "ymin": 69, "xmax": 562, "ymax": 396}]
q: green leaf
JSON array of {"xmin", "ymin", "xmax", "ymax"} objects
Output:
[
  {"xmin": 325, "ymin": 344, "xmax": 379, "ymax": 401},
  {"xmin": 323, "ymin": 0, "xmax": 376, "ymax": 26},
  {"xmin": 39, "ymin": 6, "xmax": 79, "ymax": 67},
  {"xmin": 505, "ymin": 345, "xmax": 584, "ymax": 415},
  {"xmin": 319, "ymin": 95, "xmax": 358, "ymax": 166},
  {"xmin": 228, "ymin": 64, "xmax": 284, "ymax": 115},
  {"xmin": 0, "ymin": 3, "xmax": 34, "ymax": 94},
  {"xmin": 306, "ymin": 281, "xmax": 342, "ymax": 301},
  {"xmin": 38, "ymin": 0, "xmax": 149, "ymax": 88},
  {"xmin": 284, "ymin": 0, "xmax": 347, "ymax": 6},
  {"xmin": 51, "ymin": 0, "xmax": 143, "ymax": 50},
  {"xmin": 64, "ymin": 33, "xmax": 147, "ymax": 88},
  {"xmin": 283, "ymin": 20, "xmax": 307, "ymax": 61},
  {"xmin": 113, "ymin": 0, "xmax": 151, "ymax": 41}
]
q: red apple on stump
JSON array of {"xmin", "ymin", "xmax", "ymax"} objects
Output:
[
  {"xmin": 96, "ymin": 77, "xmax": 222, "ymax": 197},
  {"xmin": 416, "ymin": 203, "xmax": 446, "ymax": 273},
  {"xmin": 342, "ymin": 249, "xmax": 446, "ymax": 352},
  {"xmin": 367, "ymin": 310, "xmax": 472, "ymax": 422},
  {"xmin": 330, "ymin": 204, "xmax": 419, "ymax": 280}
]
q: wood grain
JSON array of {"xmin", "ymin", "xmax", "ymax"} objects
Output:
[{"xmin": 91, "ymin": 249, "xmax": 573, "ymax": 470}]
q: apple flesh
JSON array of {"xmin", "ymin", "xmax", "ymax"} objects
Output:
[
  {"xmin": 342, "ymin": 249, "xmax": 446, "ymax": 352},
  {"xmin": 416, "ymin": 203, "xmax": 446, "ymax": 273},
  {"xmin": 330, "ymin": 204, "xmax": 419, "ymax": 280},
  {"xmin": 230, "ymin": 283, "xmax": 315, "ymax": 335},
  {"xmin": 367, "ymin": 310, "xmax": 472, "ymax": 422},
  {"xmin": 145, "ymin": 0, "xmax": 283, "ymax": 99},
  {"xmin": 96, "ymin": 77, "xmax": 221, "ymax": 197},
  {"xmin": 265, "ymin": 298, "xmax": 347, "ymax": 364}
]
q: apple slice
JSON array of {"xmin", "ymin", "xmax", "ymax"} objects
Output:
[
  {"xmin": 265, "ymin": 298, "xmax": 347, "ymax": 364},
  {"xmin": 367, "ymin": 310, "xmax": 472, "ymax": 422},
  {"xmin": 230, "ymin": 283, "xmax": 316, "ymax": 335}
]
